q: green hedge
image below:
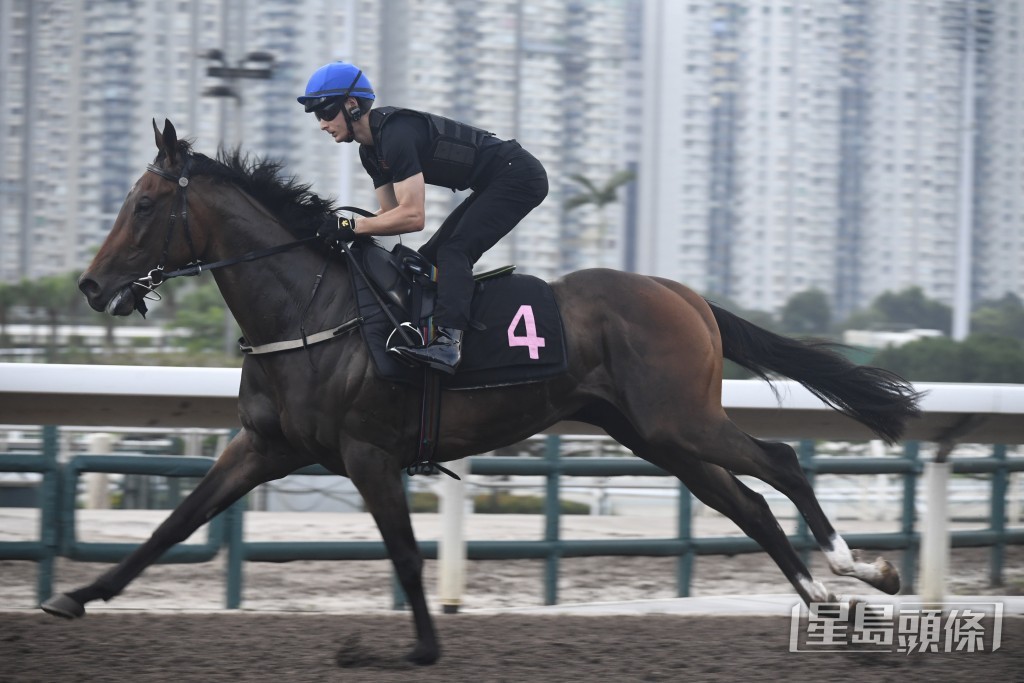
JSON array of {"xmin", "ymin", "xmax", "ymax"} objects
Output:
[{"xmin": 408, "ymin": 491, "xmax": 589, "ymax": 515}]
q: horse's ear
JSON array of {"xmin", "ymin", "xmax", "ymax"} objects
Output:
[
  {"xmin": 153, "ymin": 118, "xmax": 179, "ymax": 163},
  {"xmin": 161, "ymin": 119, "xmax": 179, "ymax": 164}
]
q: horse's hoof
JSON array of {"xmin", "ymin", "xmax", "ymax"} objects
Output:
[
  {"xmin": 406, "ymin": 642, "xmax": 440, "ymax": 666},
  {"xmin": 873, "ymin": 558, "xmax": 901, "ymax": 595},
  {"xmin": 40, "ymin": 594, "xmax": 85, "ymax": 619}
]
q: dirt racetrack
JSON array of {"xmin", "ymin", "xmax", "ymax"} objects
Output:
[
  {"xmin": 3, "ymin": 512, "xmax": 1023, "ymax": 681},
  {"xmin": 2, "ymin": 611, "xmax": 1022, "ymax": 683}
]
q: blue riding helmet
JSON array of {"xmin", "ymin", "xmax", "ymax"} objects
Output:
[{"xmin": 298, "ymin": 62, "xmax": 375, "ymax": 113}]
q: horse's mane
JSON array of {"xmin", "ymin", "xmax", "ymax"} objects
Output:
[{"xmin": 176, "ymin": 141, "xmax": 338, "ymax": 240}]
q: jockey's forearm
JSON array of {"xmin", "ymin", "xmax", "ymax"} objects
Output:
[{"xmin": 358, "ymin": 206, "xmax": 425, "ymax": 236}]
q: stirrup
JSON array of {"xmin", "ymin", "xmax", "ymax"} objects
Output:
[
  {"xmin": 406, "ymin": 460, "xmax": 461, "ymax": 480},
  {"xmin": 386, "ymin": 322, "xmax": 424, "ymax": 352}
]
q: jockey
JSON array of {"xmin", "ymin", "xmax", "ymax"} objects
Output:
[{"xmin": 298, "ymin": 61, "xmax": 548, "ymax": 374}]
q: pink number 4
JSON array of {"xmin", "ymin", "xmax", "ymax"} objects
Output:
[{"xmin": 507, "ymin": 304, "xmax": 546, "ymax": 360}]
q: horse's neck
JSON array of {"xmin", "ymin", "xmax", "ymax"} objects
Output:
[{"xmin": 202, "ymin": 191, "xmax": 353, "ymax": 348}]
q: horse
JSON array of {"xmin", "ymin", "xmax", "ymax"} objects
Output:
[{"xmin": 47, "ymin": 119, "xmax": 921, "ymax": 665}]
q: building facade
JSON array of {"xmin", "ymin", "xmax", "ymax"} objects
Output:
[
  {"xmin": 1, "ymin": 0, "xmax": 640, "ymax": 286},
  {"xmin": 3, "ymin": 0, "xmax": 1021, "ymax": 323},
  {"xmin": 638, "ymin": 0, "xmax": 1020, "ymax": 317},
  {"xmin": 975, "ymin": 0, "xmax": 1024, "ymax": 305}
]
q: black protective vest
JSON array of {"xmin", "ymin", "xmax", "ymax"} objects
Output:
[{"xmin": 371, "ymin": 107, "xmax": 495, "ymax": 191}]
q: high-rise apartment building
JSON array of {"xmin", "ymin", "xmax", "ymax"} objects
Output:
[
  {"xmin": 856, "ymin": 1, "xmax": 962, "ymax": 312},
  {"xmin": 2, "ymin": 0, "xmax": 639, "ymax": 285},
  {"xmin": 0, "ymin": 0, "xmax": 376, "ymax": 283},
  {"xmin": 640, "ymin": 0, "xmax": 1020, "ymax": 316},
  {"xmin": 364, "ymin": 0, "xmax": 639, "ymax": 278},
  {"xmin": 976, "ymin": 0, "xmax": 1024, "ymax": 304},
  {"xmin": 6, "ymin": 0, "xmax": 1019, "ymax": 320},
  {"xmin": 0, "ymin": 0, "xmax": 225, "ymax": 281},
  {"xmin": 641, "ymin": 0, "xmax": 842, "ymax": 312}
]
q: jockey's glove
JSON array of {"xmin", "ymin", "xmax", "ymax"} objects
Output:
[{"xmin": 317, "ymin": 215, "xmax": 357, "ymax": 250}]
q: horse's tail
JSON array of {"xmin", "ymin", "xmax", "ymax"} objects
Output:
[{"xmin": 706, "ymin": 300, "xmax": 922, "ymax": 444}]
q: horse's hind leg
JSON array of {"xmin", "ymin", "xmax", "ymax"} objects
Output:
[
  {"xmin": 683, "ymin": 421, "xmax": 900, "ymax": 596},
  {"xmin": 339, "ymin": 443, "xmax": 439, "ymax": 665},
  {"xmin": 41, "ymin": 430, "xmax": 303, "ymax": 618},
  {"xmin": 747, "ymin": 436, "xmax": 900, "ymax": 595},
  {"xmin": 646, "ymin": 451, "xmax": 839, "ymax": 605}
]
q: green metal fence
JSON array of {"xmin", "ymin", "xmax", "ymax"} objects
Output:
[{"xmin": 3, "ymin": 428, "xmax": 1023, "ymax": 609}]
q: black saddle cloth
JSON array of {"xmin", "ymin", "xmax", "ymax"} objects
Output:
[{"xmin": 349, "ymin": 241, "xmax": 568, "ymax": 390}]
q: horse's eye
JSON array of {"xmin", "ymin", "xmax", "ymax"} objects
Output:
[{"xmin": 134, "ymin": 197, "xmax": 154, "ymax": 215}]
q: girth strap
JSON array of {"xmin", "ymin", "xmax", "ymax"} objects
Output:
[{"xmin": 239, "ymin": 317, "xmax": 363, "ymax": 355}]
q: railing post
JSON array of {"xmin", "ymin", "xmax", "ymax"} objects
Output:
[
  {"xmin": 85, "ymin": 433, "xmax": 112, "ymax": 509},
  {"xmin": 438, "ymin": 459, "xmax": 468, "ymax": 613},
  {"xmin": 224, "ymin": 498, "xmax": 245, "ymax": 609},
  {"xmin": 921, "ymin": 445, "xmax": 952, "ymax": 605},
  {"xmin": 990, "ymin": 444, "xmax": 1008, "ymax": 587},
  {"xmin": 37, "ymin": 425, "xmax": 59, "ymax": 604},
  {"xmin": 543, "ymin": 434, "xmax": 561, "ymax": 606},
  {"xmin": 676, "ymin": 482, "xmax": 693, "ymax": 597},
  {"xmin": 900, "ymin": 441, "xmax": 920, "ymax": 594}
]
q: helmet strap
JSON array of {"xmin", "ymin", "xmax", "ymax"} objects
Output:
[
  {"xmin": 339, "ymin": 69, "xmax": 365, "ymax": 140},
  {"xmin": 340, "ymin": 100, "xmax": 358, "ymax": 140}
]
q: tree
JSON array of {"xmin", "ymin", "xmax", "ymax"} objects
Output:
[
  {"xmin": 14, "ymin": 278, "xmax": 43, "ymax": 348},
  {"xmin": 871, "ymin": 336, "xmax": 964, "ymax": 381},
  {"xmin": 972, "ymin": 293, "xmax": 1024, "ymax": 341},
  {"xmin": 0, "ymin": 281, "xmax": 14, "ymax": 347},
  {"xmin": 779, "ymin": 289, "xmax": 831, "ymax": 335},
  {"xmin": 167, "ymin": 280, "xmax": 231, "ymax": 354},
  {"xmin": 564, "ymin": 169, "xmax": 636, "ymax": 267},
  {"xmin": 873, "ymin": 287, "xmax": 952, "ymax": 333},
  {"xmin": 871, "ymin": 334, "xmax": 1024, "ymax": 382},
  {"xmin": 961, "ymin": 335, "xmax": 1024, "ymax": 382},
  {"xmin": 839, "ymin": 287, "xmax": 952, "ymax": 334},
  {"xmin": 34, "ymin": 273, "xmax": 82, "ymax": 361}
]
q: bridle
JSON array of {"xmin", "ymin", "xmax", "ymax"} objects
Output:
[
  {"xmin": 135, "ymin": 154, "xmax": 201, "ymax": 296},
  {"xmin": 132, "ymin": 154, "xmax": 364, "ymax": 361},
  {"xmin": 132, "ymin": 153, "xmax": 319, "ymax": 306}
]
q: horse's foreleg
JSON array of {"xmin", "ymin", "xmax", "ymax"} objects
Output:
[
  {"xmin": 341, "ymin": 444, "xmax": 440, "ymax": 666},
  {"xmin": 41, "ymin": 430, "xmax": 301, "ymax": 618}
]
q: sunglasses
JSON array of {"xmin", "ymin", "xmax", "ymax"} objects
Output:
[{"xmin": 313, "ymin": 97, "xmax": 345, "ymax": 122}]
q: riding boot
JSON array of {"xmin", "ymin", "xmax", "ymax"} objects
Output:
[{"xmin": 394, "ymin": 327, "xmax": 463, "ymax": 375}]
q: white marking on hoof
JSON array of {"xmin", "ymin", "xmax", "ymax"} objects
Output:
[
  {"xmin": 822, "ymin": 534, "xmax": 901, "ymax": 593},
  {"xmin": 798, "ymin": 576, "xmax": 832, "ymax": 603},
  {"xmin": 823, "ymin": 534, "xmax": 885, "ymax": 583}
]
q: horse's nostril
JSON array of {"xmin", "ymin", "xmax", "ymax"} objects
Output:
[{"xmin": 79, "ymin": 276, "xmax": 100, "ymax": 298}]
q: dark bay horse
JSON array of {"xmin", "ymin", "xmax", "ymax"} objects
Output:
[{"xmin": 48, "ymin": 120, "xmax": 920, "ymax": 665}]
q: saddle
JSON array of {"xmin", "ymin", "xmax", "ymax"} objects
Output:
[
  {"xmin": 360, "ymin": 243, "xmax": 435, "ymax": 321},
  {"xmin": 346, "ymin": 239, "xmax": 566, "ymax": 479},
  {"xmin": 347, "ymin": 240, "xmax": 567, "ymax": 390}
]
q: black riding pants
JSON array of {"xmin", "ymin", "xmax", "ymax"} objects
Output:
[{"xmin": 418, "ymin": 146, "xmax": 548, "ymax": 330}]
